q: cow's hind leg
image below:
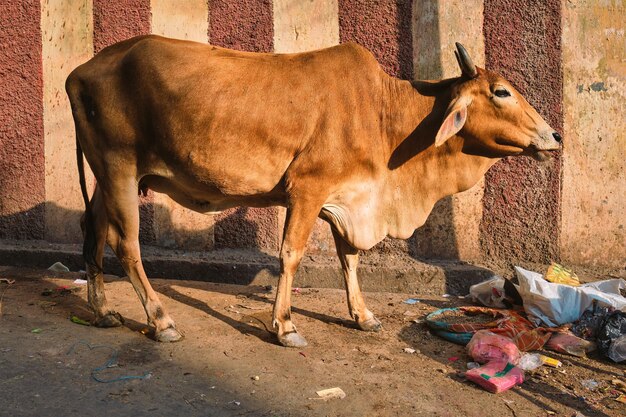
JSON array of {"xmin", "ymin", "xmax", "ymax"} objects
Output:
[
  {"xmin": 83, "ymin": 185, "xmax": 124, "ymax": 327},
  {"xmin": 101, "ymin": 178, "xmax": 182, "ymax": 342},
  {"xmin": 331, "ymin": 229, "xmax": 381, "ymax": 331}
]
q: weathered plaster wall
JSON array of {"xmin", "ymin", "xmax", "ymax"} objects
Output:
[
  {"xmin": 93, "ymin": 0, "xmax": 150, "ymax": 53},
  {"xmin": 0, "ymin": 1, "xmax": 45, "ymax": 240},
  {"xmin": 151, "ymin": 0, "xmax": 208, "ymax": 44},
  {"xmin": 273, "ymin": 0, "xmax": 339, "ymax": 53},
  {"xmin": 42, "ymin": 0, "xmax": 94, "ymax": 243},
  {"xmin": 1, "ymin": 0, "xmax": 623, "ymax": 268},
  {"xmin": 208, "ymin": 0, "xmax": 274, "ymax": 53},
  {"xmin": 411, "ymin": 0, "xmax": 486, "ymax": 261},
  {"xmin": 338, "ymin": 0, "xmax": 413, "ymax": 80},
  {"xmin": 561, "ymin": 0, "xmax": 625, "ymax": 267},
  {"xmin": 482, "ymin": 0, "xmax": 563, "ymax": 266}
]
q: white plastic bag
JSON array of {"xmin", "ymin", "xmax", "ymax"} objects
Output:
[
  {"xmin": 469, "ymin": 276, "xmax": 507, "ymax": 308},
  {"xmin": 515, "ymin": 266, "xmax": 626, "ymax": 327}
]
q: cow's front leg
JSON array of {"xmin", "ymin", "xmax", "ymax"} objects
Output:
[
  {"xmin": 273, "ymin": 198, "xmax": 321, "ymax": 348},
  {"xmin": 332, "ymin": 229, "xmax": 382, "ymax": 332}
]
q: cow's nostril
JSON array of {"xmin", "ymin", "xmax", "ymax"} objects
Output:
[{"xmin": 552, "ymin": 132, "xmax": 562, "ymax": 142}]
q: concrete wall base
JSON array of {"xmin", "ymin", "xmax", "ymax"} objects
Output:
[{"xmin": 0, "ymin": 240, "xmax": 504, "ymax": 296}]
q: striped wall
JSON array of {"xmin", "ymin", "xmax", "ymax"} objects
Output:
[{"xmin": 0, "ymin": 0, "xmax": 623, "ymax": 268}]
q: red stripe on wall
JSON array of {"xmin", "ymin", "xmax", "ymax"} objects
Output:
[
  {"xmin": 481, "ymin": 0, "xmax": 563, "ymax": 264},
  {"xmin": 92, "ymin": 0, "xmax": 154, "ymax": 244},
  {"xmin": 93, "ymin": 0, "xmax": 150, "ymax": 53},
  {"xmin": 338, "ymin": 0, "xmax": 413, "ymax": 79},
  {"xmin": 0, "ymin": 1, "xmax": 45, "ymax": 239},
  {"xmin": 209, "ymin": 0, "xmax": 273, "ymax": 53}
]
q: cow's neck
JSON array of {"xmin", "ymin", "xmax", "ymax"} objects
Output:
[{"xmin": 381, "ymin": 76, "xmax": 498, "ymax": 236}]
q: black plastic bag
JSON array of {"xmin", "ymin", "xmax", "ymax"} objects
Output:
[{"xmin": 597, "ymin": 311, "xmax": 626, "ymax": 362}]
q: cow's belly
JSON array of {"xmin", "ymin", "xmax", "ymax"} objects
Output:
[{"xmin": 140, "ymin": 174, "xmax": 287, "ymax": 214}]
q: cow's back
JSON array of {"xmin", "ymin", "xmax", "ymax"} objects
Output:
[{"xmin": 68, "ymin": 36, "xmax": 386, "ymax": 202}]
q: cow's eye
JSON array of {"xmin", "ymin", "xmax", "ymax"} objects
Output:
[{"xmin": 494, "ymin": 88, "xmax": 511, "ymax": 98}]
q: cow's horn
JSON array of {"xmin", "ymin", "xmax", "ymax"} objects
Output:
[{"xmin": 455, "ymin": 42, "xmax": 478, "ymax": 78}]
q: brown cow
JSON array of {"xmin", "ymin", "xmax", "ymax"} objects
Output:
[{"xmin": 66, "ymin": 36, "xmax": 560, "ymax": 347}]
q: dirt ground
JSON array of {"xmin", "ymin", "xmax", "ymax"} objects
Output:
[{"xmin": 0, "ymin": 266, "xmax": 624, "ymax": 417}]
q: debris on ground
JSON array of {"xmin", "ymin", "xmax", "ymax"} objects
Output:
[
  {"xmin": 67, "ymin": 340, "xmax": 152, "ymax": 383},
  {"xmin": 48, "ymin": 262, "xmax": 70, "ymax": 272},
  {"xmin": 515, "ymin": 266, "xmax": 626, "ymax": 327},
  {"xmin": 41, "ymin": 286, "xmax": 82, "ymax": 297},
  {"xmin": 580, "ymin": 379, "xmax": 599, "ymax": 390},
  {"xmin": 544, "ymin": 263, "xmax": 580, "ymax": 286},
  {"xmin": 545, "ymin": 332, "xmax": 596, "ymax": 357},
  {"xmin": 403, "ymin": 347, "xmax": 416, "ymax": 354},
  {"xmin": 70, "ymin": 315, "xmax": 91, "ymax": 326},
  {"xmin": 403, "ymin": 298, "xmax": 420, "ymax": 305},
  {"xmin": 428, "ymin": 264, "xmax": 626, "ymax": 395},
  {"xmin": 467, "ymin": 331, "xmax": 521, "ymax": 365},
  {"xmin": 538, "ymin": 355, "xmax": 562, "ymax": 368},
  {"xmin": 518, "ymin": 353, "xmax": 544, "ymax": 371},
  {"xmin": 314, "ymin": 387, "xmax": 346, "ymax": 401},
  {"xmin": 597, "ymin": 312, "xmax": 626, "ymax": 362},
  {"xmin": 611, "ymin": 379, "xmax": 626, "ymax": 393},
  {"xmin": 465, "ymin": 331, "xmax": 524, "ymax": 393},
  {"xmin": 426, "ymin": 306, "xmax": 558, "ymax": 351},
  {"xmin": 465, "ymin": 360, "xmax": 524, "ymax": 394},
  {"xmin": 225, "ymin": 305, "xmax": 242, "ymax": 314},
  {"xmin": 571, "ymin": 303, "xmax": 613, "ymax": 339},
  {"xmin": 38, "ymin": 300, "xmax": 57, "ymax": 310},
  {"xmin": 0, "ymin": 277, "xmax": 15, "ymax": 316},
  {"xmin": 73, "ymin": 278, "xmax": 87, "ymax": 285},
  {"xmin": 469, "ymin": 276, "xmax": 508, "ymax": 308}
]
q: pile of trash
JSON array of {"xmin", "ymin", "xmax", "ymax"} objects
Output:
[{"xmin": 426, "ymin": 263, "xmax": 626, "ymax": 393}]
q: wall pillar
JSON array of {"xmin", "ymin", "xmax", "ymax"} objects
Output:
[
  {"xmin": 42, "ymin": 0, "xmax": 94, "ymax": 243},
  {"xmin": 561, "ymin": 0, "xmax": 625, "ymax": 267}
]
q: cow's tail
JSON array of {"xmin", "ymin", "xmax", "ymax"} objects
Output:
[{"xmin": 76, "ymin": 136, "xmax": 99, "ymax": 271}]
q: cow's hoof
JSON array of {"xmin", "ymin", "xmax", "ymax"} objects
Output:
[
  {"xmin": 155, "ymin": 326, "xmax": 183, "ymax": 343},
  {"xmin": 278, "ymin": 331, "xmax": 308, "ymax": 348},
  {"xmin": 94, "ymin": 311, "xmax": 124, "ymax": 328},
  {"xmin": 358, "ymin": 316, "xmax": 382, "ymax": 332}
]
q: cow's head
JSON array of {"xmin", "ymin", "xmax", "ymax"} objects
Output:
[{"xmin": 435, "ymin": 43, "xmax": 561, "ymax": 161}]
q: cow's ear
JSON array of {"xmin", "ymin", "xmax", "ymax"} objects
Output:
[{"xmin": 435, "ymin": 97, "xmax": 469, "ymax": 147}]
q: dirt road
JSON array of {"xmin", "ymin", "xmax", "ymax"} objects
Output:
[{"xmin": 0, "ymin": 266, "xmax": 624, "ymax": 416}]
